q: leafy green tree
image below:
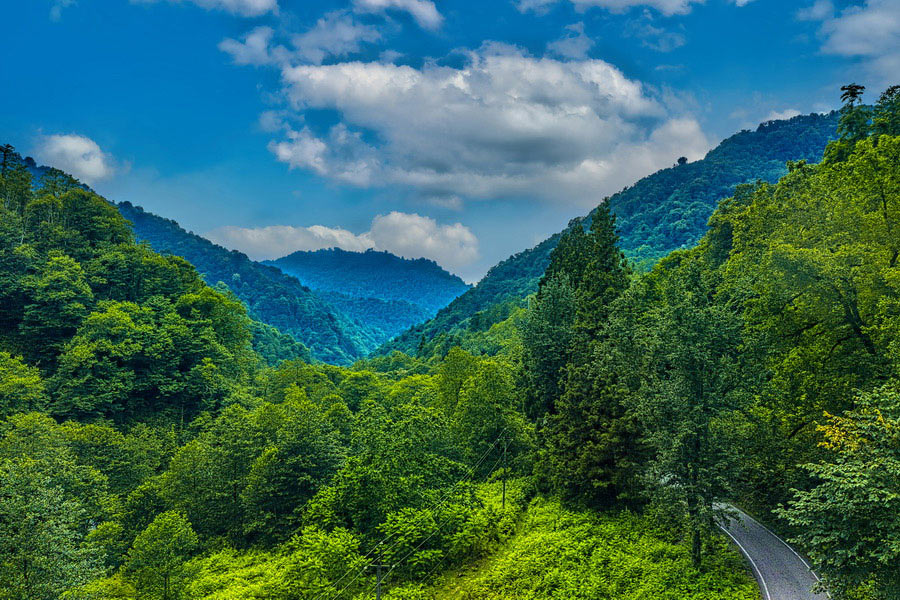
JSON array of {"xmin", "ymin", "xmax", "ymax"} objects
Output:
[
  {"xmin": 779, "ymin": 386, "xmax": 900, "ymax": 600},
  {"xmin": 575, "ymin": 202, "xmax": 631, "ymax": 335},
  {"xmin": 124, "ymin": 511, "xmax": 198, "ymax": 600},
  {"xmin": 435, "ymin": 347, "xmax": 478, "ymax": 413},
  {"xmin": 161, "ymin": 405, "xmax": 263, "ymax": 541},
  {"xmin": 873, "ymin": 85, "xmax": 900, "ymax": 137},
  {"xmin": 240, "ymin": 396, "xmax": 344, "ymax": 544},
  {"xmin": 0, "ymin": 351, "xmax": 46, "ymax": 416},
  {"xmin": 20, "ymin": 251, "xmax": 93, "ymax": 363},
  {"xmin": 825, "ymin": 83, "xmax": 873, "ymax": 162},
  {"xmin": 718, "ymin": 134, "xmax": 900, "ymax": 505},
  {"xmin": 542, "ymin": 343, "xmax": 640, "ymax": 506},
  {"xmin": 453, "ymin": 359, "xmax": 532, "ymax": 477},
  {"xmin": 625, "ymin": 258, "xmax": 747, "ymax": 567},
  {"xmin": 0, "ymin": 458, "xmax": 104, "ymax": 600},
  {"xmin": 519, "ymin": 274, "xmax": 577, "ymax": 420}
]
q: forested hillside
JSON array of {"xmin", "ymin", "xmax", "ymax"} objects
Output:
[
  {"xmin": 381, "ymin": 110, "xmax": 840, "ymax": 358},
  {"xmin": 268, "ymin": 248, "xmax": 469, "ymax": 312},
  {"xmin": 118, "ymin": 202, "xmax": 381, "ymax": 364},
  {"xmin": 1, "ymin": 84, "xmax": 897, "ymax": 600},
  {"xmin": 267, "ymin": 248, "xmax": 469, "ymax": 341}
]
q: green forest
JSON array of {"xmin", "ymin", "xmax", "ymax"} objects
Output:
[
  {"xmin": 380, "ymin": 109, "xmax": 841, "ymax": 359},
  {"xmin": 0, "ymin": 83, "xmax": 898, "ymax": 600}
]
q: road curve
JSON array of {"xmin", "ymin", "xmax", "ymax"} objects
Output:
[{"xmin": 719, "ymin": 507, "xmax": 827, "ymax": 600}]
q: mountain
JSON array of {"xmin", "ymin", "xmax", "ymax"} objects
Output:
[
  {"xmin": 380, "ymin": 110, "xmax": 841, "ymax": 357},
  {"xmin": 117, "ymin": 202, "xmax": 381, "ymax": 364},
  {"xmin": 265, "ymin": 248, "xmax": 470, "ymax": 340},
  {"xmin": 267, "ymin": 248, "xmax": 469, "ymax": 312},
  {"xmin": 20, "ymin": 155, "xmax": 463, "ymax": 363}
]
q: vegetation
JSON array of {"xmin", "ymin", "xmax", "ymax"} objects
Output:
[
  {"xmin": 381, "ymin": 110, "xmax": 840, "ymax": 358},
  {"xmin": 0, "ymin": 84, "xmax": 897, "ymax": 600},
  {"xmin": 118, "ymin": 202, "xmax": 380, "ymax": 364},
  {"xmin": 425, "ymin": 498, "xmax": 757, "ymax": 600},
  {"xmin": 267, "ymin": 247, "xmax": 469, "ymax": 313}
]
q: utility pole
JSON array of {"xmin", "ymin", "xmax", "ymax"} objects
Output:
[
  {"xmin": 367, "ymin": 554, "xmax": 388, "ymax": 600},
  {"xmin": 501, "ymin": 435, "xmax": 509, "ymax": 511}
]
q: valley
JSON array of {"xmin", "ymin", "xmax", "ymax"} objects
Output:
[{"xmin": 0, "ymin": 86, "xmax": 898, "ymax": 600}]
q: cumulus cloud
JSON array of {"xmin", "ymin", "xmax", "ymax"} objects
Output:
[
  {"xmin": 220, "ymin": 12, "xmax": 381, "ymax": 67},
  {"xmin": 352, "ymin": 0, "xmax": 443, "ymax": 30},
  {"xmin": 205, "ymin": 211, "xmax": 479, "ymax": 270},
  {"xmin": 803, "ymin": 0, "xmax": 900, "ymax": 81},
  {"xmin": 547, "ymin": 23, "xmax": 595, "ymax": 59},
  {"xmin": 34, "ymin": 134, "xmax": 118, "ymax": 184},
  {"xmin": 293, "ymin": 11, "xmax": 382, "ymax": 64},
  {"xmin": 206, "ymin": 223, "xmax": 372, "ymax": 259},
  {"xmin": 517, "ymin": 0, "xmax": 703, "ymax": 16},
  {"xmin": 262, "ymin": 43, "xmax": 709, "ymax": 208},
  {"xmin": 764, "ymin": 108, "xmax": 802, "ymax": 121},
  {"xmin": 133, "ymin": 0, "xmax": 277, "ymax": 17},
  {"xmin": 219, "ymin": 26, "xmax": 277, "ymax": 66}
]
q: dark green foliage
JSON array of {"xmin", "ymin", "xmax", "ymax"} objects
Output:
[
  {"xmin": 249, "ymin": 320, "xmax": 310, "ymax": 365},
  {"xmin": 267, "ymin": 247, "xmax": 469, "ymax": 313},
  {"xmin": 779, "ymin": 387, "xmax": 900, "ymax": 600},
  {"xmin": 317, "ymin": 290, "xmax": 432, "ymax": 342},
  {"xmin": 0, "ymin": 148, "xmax": 258, "ymax": 423},
  {"xmin": 118, "ymin": 202, "xmax": 380, "ymax": 364},
  {"xmin": 384, "ymin": 111, "xmax": 840, "ymax": 358},
  {"xmin": 380, "ymin": 233, "xmax": 560, "ymax": 358}
]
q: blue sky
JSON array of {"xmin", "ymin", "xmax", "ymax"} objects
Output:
[{"xmin": 2, "ymin": 0, "xmax": 898, "ymax": 281}]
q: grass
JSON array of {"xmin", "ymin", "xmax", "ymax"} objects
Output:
[{"xmin": 383, "ymin": 497, "xmax": 758, "ymax": 600}]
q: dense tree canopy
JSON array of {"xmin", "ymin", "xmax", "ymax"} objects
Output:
[{"xmin": 1, "ymin": 85, "xmax": 896, "ymax": 600}]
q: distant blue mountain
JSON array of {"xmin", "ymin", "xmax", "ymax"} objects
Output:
[
  {"xmin": 265, "ymin": 248, "xmax": 470, "ymax": 340},
  {"xmin": 117, "ymin": 202, "xmax": 382, "ymax": 364}
]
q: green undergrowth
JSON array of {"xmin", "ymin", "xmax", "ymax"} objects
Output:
[{"xmin": 388, "ymin": 498, "xmax": 758, "ymax": 600}]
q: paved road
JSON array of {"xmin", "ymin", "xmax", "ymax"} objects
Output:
[{"xmin": 719, "ymin": 507, "xmax": 827, "ymax": 600}]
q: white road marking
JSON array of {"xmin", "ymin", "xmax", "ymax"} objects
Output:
[
  {"xmin": 719, "ymin": 523, "xmax": 772, "ymax": 600},
  {"xmin": 738, "ymin": 510, "xmax": 820, "ymax": 582}
]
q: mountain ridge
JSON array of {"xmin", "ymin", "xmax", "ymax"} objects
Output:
[{"xmin": 378, "ymin": 110, "xmax": 842, "ymax": 357}]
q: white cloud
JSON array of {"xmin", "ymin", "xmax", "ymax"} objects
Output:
[
  {"xmin": 368, "ymin": 212, "xmax": 479, "ymax": 269},
  {"xmin": 293, "ymin": 11, "xmax": 382, "ymax": 64},
  {"xmin": 204, "ymin": 211, "xmax": 479, "ymax": 270},
  {"xmin": 220, "ymin": 13, "xmax": 381, "ymax": 67},
  {"xmin": 133, "ymin": 0, "xmax": 277, "ymax": 17},
  {"xmin": 796, "ymin": 0, "xmax": 833, "ymax": 21},
  {"xmin": 352, "ymin": 0, "xmax": 443, "ymax": 30},
  {"xmin": 547, "ymin": 22, "xmax": 595, "ymax": 59},
  {"xmin": 264, "ymin": 44, "xmax": 709, "ymax": 208},
  {"xmin": 206, "ymin": 223, "xmax": 372, "ymax": 259},
  {"xmin": 805, "ymin": 0, "xmax": 900, "ymax": 82},
  {"xmin": 34, "ymin": 134, "xmax": 118, "ymax": 184},
  {"xmin": 764, "ymin": 108, "xmax": 802, "ymax": 121},
  {"xmin": 517, "ymin": 0, "xmax": 703, "ymax": 16},
  {"xmin": 219, "ymin": 26, "xmax": 277, "ymax": 66}
]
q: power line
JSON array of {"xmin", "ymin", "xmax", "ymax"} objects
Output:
[
  {"xmin": 375, "ymin": 452, "xmax": 507, "ymax": 592},
  {"xmin": 321, "ymin": 430, "xmax": 509, "ymax": 600},
  {"xmin": 360, "ymin": 450, "xmax": 508, "ymax": 600}
]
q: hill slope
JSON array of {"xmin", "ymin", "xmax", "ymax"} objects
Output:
[
  {"xmin": 267, "ymin": 248, "xmax": 469, "ymax": 312},
  {"xmin": 380, "ymin": 110, "xmax": 841, "ymax": 356},
  {"xmin": 117, "ymin": 202, "xmax": 380, "ymax": 364},
  {"xmin": 266, "ymin": 248, "xmax": 470, "ymax": 341}
]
